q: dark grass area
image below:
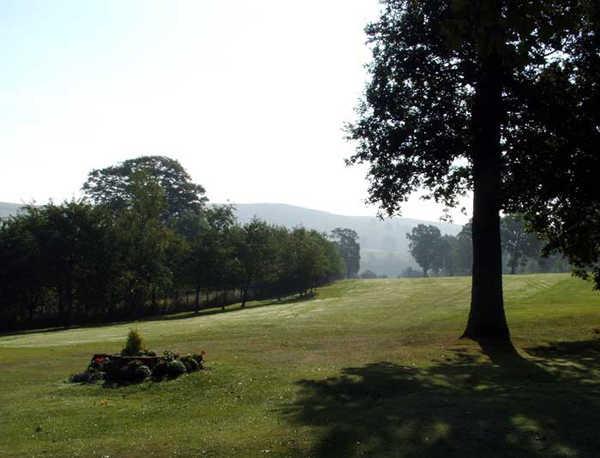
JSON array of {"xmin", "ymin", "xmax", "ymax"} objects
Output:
[
  {"xmin": 0, "ymin": 292, "xmax": 316, "ymax": 338},
  {"xmin": 285, "ymin": 339, "xmax": 600, "ymax": 457}
]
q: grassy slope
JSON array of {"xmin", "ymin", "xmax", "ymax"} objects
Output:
[{"xmin": 1, "ymin": 274, "xmax": 599, "ymax": 457}]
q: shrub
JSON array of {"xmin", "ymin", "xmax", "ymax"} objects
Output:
[
  {"xmin": 152, "ymin": 360, "xmax": 169, "ymax": 379},
  {"xmin": 127, "ymin": 360, "xmax": 147, "ymax": 379},
  {"xmin": 180, "ymin": 355, "xmax": 199, "ymax": 372},
  {"xmin": 133, "ymin": 364, "xmax": 151, "ymax": 382},
  {"xmin": 166, "ymin": 360, "xmax": 187, "ymax": 377},
  {"xmin": 122, "ymin": 329, "xmax": 145, "ymax": 356},
  {"xmin": 70, "ymin": 369, "xmax": 104, "ymax": 384},
  {"xmin": 89, "ymin": 355, "xmax": 110, "ymax": 371},
  {"xmin": 163, "ymin": 350, "xmax": 178, "ymax": 362},
  {"xmin": 102, "ymin": 359, "xmax": 122, "ymax": 381},
  {"xmin": 191, "ymin": 351, "xmax": 205, "ymax": 367}
]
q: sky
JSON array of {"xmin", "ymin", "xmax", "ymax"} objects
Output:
[{"xmin": 1, "ymin": 0, "xmax": 471, "ymax": 223}]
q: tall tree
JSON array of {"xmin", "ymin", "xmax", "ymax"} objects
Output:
[
  {"xmin": 115, "ymin": 171, "xmax": 175, "ymax": 315},
  {"xmin": 455, "ymin": 223, "xmax": 473, "ymax": 275},
  {"xmin": 232, "ymin": 219, "xmax": 278, "ymax": 308},
  {"xmin": 330, "ymin": 228, "xmax": 361, "ymax": 278},
  {"xmin": 83, "ymin": 156, "xmax": 207, "ymax": 222},
  {"xmin": 502, "ymin": 2, "xmax": 600, "ymax": 287},
  {"xmin": 500, "ymin": 214, "xmax": 540, "ymax": 274},
  {"xmin": 182, "ymin": 205, "xmax": 237, "ymax": 311},
  {"xmin": 347, "ymin": 0, "xmax": 596, "ymax": 341},
  {"xmin": 0, "ymin": 201, "xmax": 120, "ymax": 327},
  {"xmin": 438, "ymin": 234, "xmax": 459, "ymax": 276},
  {"xmin": 406, "ymin": 224, "xmax": 442, "ymax": 277}
]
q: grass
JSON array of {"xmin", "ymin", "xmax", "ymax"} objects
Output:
[{"xmin": 1, "ymin": 273, "xmax": 599, "ymax": 457}]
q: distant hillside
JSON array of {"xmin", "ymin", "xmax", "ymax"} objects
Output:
[
  {"xmin": 0, "ymin": 201, "xmax": 463, "ymax": 277},
  {"xmin": 231, "ymin": 203, "xmax": 461, "ymax": 277}
]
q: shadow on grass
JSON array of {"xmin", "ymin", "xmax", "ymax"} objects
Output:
[
  {"xmin": 284, "ymin": 338, "xmax": 600, "ymax": 457},
  {"xmin": 153, "ymin": 293, "xmax": 316, "ymax": 322},
  {"xmin": 0, "ymin": 294, "xmax": 316, "ymax": 338}
]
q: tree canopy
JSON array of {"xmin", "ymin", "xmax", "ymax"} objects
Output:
[
  {"xmin": 330, "ymin": 227, "xmax": 361, "ymax": 278},
  {"xmin": 500, "ymin": 214, "xmax": 540, "ymax": 275},
  {"xmin": 82, "ymin": 156, "xmax": 208, "ymax": 221},
  {"xmin": 1, "ymin": 158, "xmax": 346, "ymax": 331},
  {"xmin": 347, "ymin": 0, "xmax": 598, "ymax": 341},
  {"xmin": 406, "ymin": 224, "xmax": 442, "ymax": 277}
]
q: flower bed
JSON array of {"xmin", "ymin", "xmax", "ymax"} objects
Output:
[
  {"xmin": 70, "ymin": 330, "xmax": 206, "ymax": 385},
  {"xmin": 70, "ymin": 350, "xmax": 206, "ymax": 385}
]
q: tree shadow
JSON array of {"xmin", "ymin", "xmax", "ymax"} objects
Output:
[
  {"xmin": 142, "ymin": 293, "xmax": 317, "ymax": 321},
  {"xmin": 284, "ymin": 338, "xmax": 600, "ymax": 457},
  {"xmin": 0, "ymin": 293, "xmax": 316, "ymax": 337}
]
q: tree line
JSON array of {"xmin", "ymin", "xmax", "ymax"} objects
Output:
[
  {"xmin": 405, "ymin": 216, "xmax": 570, "ymax": 278},
  {"xmin": 0, "ymin": 156, "xmax": 357, "ymax": 331}
]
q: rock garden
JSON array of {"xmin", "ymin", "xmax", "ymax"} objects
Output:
[{"xmin": 69, "ymin": 329, "xmax": 205, "ymax": 385}]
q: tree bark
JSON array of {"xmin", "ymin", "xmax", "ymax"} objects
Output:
[
  {"xmin": 64, "ymin": 275, "xmax": 73, "ymax": 327},
  {"xmin": 462, "ymin": 3, "xmax": 510, "ymax": 341},
  {"xmin": 241, "ymin": 287, "xmax": 248, "ymax": 308},
  {"xmin": 194, "ymin": 287, "xmax": 201, "ymax": 313}
]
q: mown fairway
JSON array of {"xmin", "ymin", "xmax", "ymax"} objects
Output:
[{"xmin": 1, "ymin": 274, "xmax": 599, "ymax": 457}]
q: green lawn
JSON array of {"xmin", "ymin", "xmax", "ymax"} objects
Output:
[{"xmin": 1, "ymin": 273, "xmax": 599, "ymax": 457}]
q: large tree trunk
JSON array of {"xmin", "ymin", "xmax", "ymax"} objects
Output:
[
  {"xmin": 194, "ymin": 286, "xmax": 201, "ymax": 313},
  {"xmin": 240, "ymin": 287, "xmax": 248, "ymax": 308},
  {"xmin": 64, "ymin": 274, "xmax": 73, "ymax": 327},
  {"xmin": 510, "ymin": 259, "xmax": 517, "ymax": 275},
  {"xmin": 462, "ymin": 3, "xmax": 510, "ymax": 341}
]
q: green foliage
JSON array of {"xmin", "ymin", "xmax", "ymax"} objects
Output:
[
  {"xmin": 101, "ymin": 359, "xmax": 121, "ymax": 381},
  {"xmin": 166, "ymin": 360, "xmax": 187, "ymax": 377},
  {"xmin": 501, "ymin": 214, "xmax": 543, "ymax": 274},
  {"xmin": 151, "ymin": 361, "xmax": 169, "ymax": 379},
  {"xmin": 162, "ymin": 350, "xmax": 178, "ymax": 362},
  {"xmin": 180, "ymin": 205, "xmax": 238, "ymax": 310},
  {"xmin": 122, "ymin": 329, "xmax": 145, "ymax": 356},
  {"xmin": 0, "ymin": 201, "xmax": 121, "ymax": 328},
  {"xmin": 406, "ymin": 225, "xmax": 443, "ymax": 277},
  {"xmin": 345, "ymin": 0, "xmax": 599, "ymax": 338},
  {"xmin": 69, "ymin": 369, "xmax": 104, "ymax": 384},
  {"xmin": 180, "ymin": 355, "xmax": 200, "ymax": 372},
  {"xmin": 82, "ymin": 155, "xmax": 207, "ymax": 222},
  {"xmin": 191, "ymin": 352, "xmax": 205, "ymax": 366},
  {"xmin": 330, "ymin": 228, "xmax": 361, "ymax": 278},
  {"xmin": 119, "ymin": 360, "xmax": 142, "ymax": 381},
  {"xmin": 133, "ymin": 364, "xmax": 152, "ymax": 382},
  {"xmin": 0, "ymin": 158, "xmax": 345, "ymax": 331}
]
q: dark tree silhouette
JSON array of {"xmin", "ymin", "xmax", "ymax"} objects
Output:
[
  {"xmin": 330, "ymin": 227, "xmax": 361, "ymax": 278},
  {"xmin": 82, "ymin": 155, "xmax": 207, "ymax": 221},
  {"xmin": 347, "ymin": 0, "xmax": 597, "ymax": 341},
  {"xmin": 406, "ymin": 224, "xmax": 442, "ymax": 277},
  {"xmin": 500, "ymin": 214, "xmax": 540, "ymax": 275}
]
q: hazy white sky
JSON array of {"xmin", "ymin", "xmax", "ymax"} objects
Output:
[{"xmin": 1, "ymin": 0, "xmax": 471, "ymax": 223}]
